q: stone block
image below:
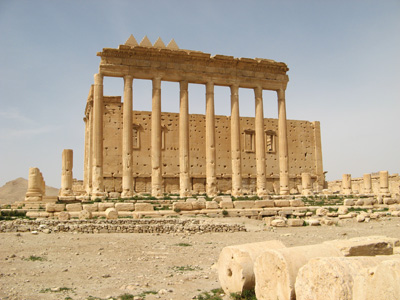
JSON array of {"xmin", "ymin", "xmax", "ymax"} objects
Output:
[
  {"xmin": 192, "ymin": 200, "xmax": 206, "ymax": 210},
  {"xmin": 254, "ymin": 200, "xmax": 274, "ymax": 208},
  {"xmin": 115, "ymin": 203, "xmax": 134, "ymax": 211},
  {"xmin": 98, "ymin": 202, "xmax": 115, "ymax": 211},
  {"xmin": 218, "ymin": 240, "xmax": 286, "ymax": 295},
  {"xmin": 65, "ymin": 203, "xmax": 82, "ymax": 212},
  {"xmin": 220, "ymin": 201, "xmax": 234, "ymax": 209},
  {"xmin": 82, "ymin": 203, "xmax": 98, "ymax": 212},
  {"xmin": 290, "ymin": 199, "xmax": 304, "ymax": 207},
  {"xmin": 172, "ymin": 202, "xmax": 193, "ymax": 211},
  {"xmin": 355, "ymin": 199, "xmax": 364, "ymax": 206},
  {"xmin": 316, "ymin": 208, "xmax": 329, "ymax": 216},
  {"xmin": 233, "ymin": 201, "xmax": 255, "ymax": 209},
  {"xmin": 363, "ymin": 198, "xmax": 374, "ymax": 205},
  {"xmin": 79, "ymin": 209, "xmax": 92, "ymax": 220},
  {"xmin": 135, "ymin": 203, "xmax": 154, "ymax": 211},
  {"xmin": 324, "ymin": 236, "xmax": 395, "ymax": 256},
  {"xmin": 206, "ymin": 201, "xmax": 219, "ymax": 209},
  {"xmin": 295, "ymin": 256, "xmax": 400, "ymax": 300},
  {"xmin": 344, "ymin": 199, "xmax": 355, "ymax": 206},
  {"xmin": 338, "ymin": 206, "xmax": 348, "ymax": 215},
  {"xmin": 108, "ymin": 192, "xmax": 121, "ymax": 199},
  {"xmin": 58, "ymin": 211, "xmax": 70, "ymax": 221},
  {"xmin": 271, "ymin": 219, "xmax": 286, "ymax": 227},
  {"xmin": 105, "ymin": 207, "xmax": 118, "ymax": 219},
  {"xmin": 287, "ymin": 219, "xmax": 304, "ymax": 227},
  {"xmin": 274, "ymin": 200, "xmax": 290, "ymax": 207},
  {"xmin": 307, "ymin": 219, "xmax": 321, "ymax": 226},
  {"xmin": 46, "ymin": 203, "xmax": 65, "ymax": 212},
  {"xmin": 384, "ymin": 197, "xmax": 395, "ymax": 205}
]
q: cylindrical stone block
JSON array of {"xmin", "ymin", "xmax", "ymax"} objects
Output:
[
  {"xmin": 218, "ymin": 240, "xmax": 286, "ymax": 295},
  {"xmin": 379, "ymin": 171, "xmax": 390, "ymax": 195},
  {"xmin": 295, "ymin": 256, "xmax": 400, "ymax": 300},
  {"xmin": 342, "ymin": 174, "xmax": 352, "ymax": 195},
  {"xmin": 205, "ymin": 81, "xmax": 217, "ymax": 197},
  {"xmin": 301, "ymin": 172, "xmax": 312, "ymax": 195},
  {"xmin": 151, "ymin": 77, "xmax": 162, "ymax": 197},
  {"xmin": 363, "ymin": 173, "xmax": 372, "ymax": 194},
  {"xmin": 179, "ymin": 81, "xmax": 191, "ymax": 197},
  {"xmin": 105, "ymin": 207, "xmax": 118, "ymax": 219},
  {"xmin": 60, "ymin": 149, "xmax": 73, "ymax": 196}
]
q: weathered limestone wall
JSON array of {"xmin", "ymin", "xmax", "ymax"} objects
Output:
[
  {"xmin": 84, "ymin": 97, "xmax": 323, "ymax": 194},
  {"xmin": 328, "ymin": 173, "xmax": 400, "ymax": 196}
]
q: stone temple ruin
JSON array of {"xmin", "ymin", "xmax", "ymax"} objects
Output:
[{"xmin": 75, "ymin": 35, "xmax": 324, "ymax": 200}]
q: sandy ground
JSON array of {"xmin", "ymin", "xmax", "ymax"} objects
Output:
[{"xmin": 1, "ymin": 216, "xmax": 400, "ymax": 300}]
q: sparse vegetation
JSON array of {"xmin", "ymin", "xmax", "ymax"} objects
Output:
[
  {"xmin": 230, "ymin": 289, "xmax": 257, "ymax": 300},
  {"xmin": 175, "ymin": 242, "xmax": 192, "ymax": 247},
  {"xmin": 195, "ymin": 288, "xmax": 224, "ymax": 300},
  {"xmin": 170, "ymin": 265, "xmax": 202, "ymax": 272},
  {"xmin": 40, "ymin": 287, "xmax": 73, "ymax": 293},
  {"xmin": 25, "ymin": 255, "xmax": 46, "ymax": 261},
  {"xmin": 0, "ymin": 210, "xmax": 27, "ymax": 220}
]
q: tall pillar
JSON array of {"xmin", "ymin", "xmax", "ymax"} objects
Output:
[
  {"xmin": 206, "ymin": 81, "xmax": 217, "ymax": 197},
  {"xmin": 92, "ymin": 73, "xmax": 106, "ymax": 199},
  {"xmin": 254, "ymin": 86, "xmax": 267, "ymax": 196},
  {"xmin": 151, "ymin": 77, "xmax": 162, "ymax": 197},
  {"xmin": 342, "ymin": 174, "xmax": 352, "ymax": 195},
  {"xmin": 83, "ymin": 116, "xmax": 90, "ymax": 194},
  {"xmin": 379, "ymin": 171, "xmax": 390, "ymax": 196},
  {"xmin": 122, "ymin": 75, "xmax": 134, "ymax": 198},
  {"xmin": 60, "ymin": 149, "xmax": 73, "ymax": 196},
  {"xmin": 230, "ymin": 84, "xmax": 242, "ymax": 197},
  {"xmin": 277, "ymin": 89, "xmax": 290, "ymax": 195},
  {"xmin": 363, "ymin": 173, "xmax": 372, "ymax": 194},
  {"xmin": 179, "ymin": 81, "xmax": 191, "ymax": 197},
  {"xmin": 312, "ymin": 121, "xmax": 324, "ymax": 191}
]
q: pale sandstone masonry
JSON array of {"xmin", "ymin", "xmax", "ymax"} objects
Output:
[
  {"xmin": 328, "ymin": 171, "xmax": 400, "ymax": 196},
  {"xmin": 25, "ymin": 167, "xmax": 46, "ymax": 202},
  {"xmin": 82, "ymin": 36, "xmax": 325, "ymax": 198},
  {"xmin": 295, "ymin": 256, "xmax": 400, "ymax": 300},
  {"xmin": 253, "ymin": 236, "xmax": 396, "ymax": 300},
  {"xmin": 218, "ymin": 240, "xmax": 286, "ymax": 295}
]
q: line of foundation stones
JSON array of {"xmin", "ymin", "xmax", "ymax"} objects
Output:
[{"xmin": 0, "ymin": 218, "xmax": 247, "ymax": 234}]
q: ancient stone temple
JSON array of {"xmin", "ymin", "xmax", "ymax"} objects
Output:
[{"xmin": 82, "ymin": 35, "xmax": 325, "ymax": 199}]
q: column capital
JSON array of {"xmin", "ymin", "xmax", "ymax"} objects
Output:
[
  {"xmin": 152, "ymin": 77, "xmax": 162, "ymax": 89},
  {"xmin": 124, "ymin": 74, "xmax": 134, "ymax": 81},
  {"xmin": 254, "ymin": 85, "xmax": 263, "ymax": 97},
  {"xmin": 180, "ymin": 80, "xmax": 188, "ymax": 90},
  {"xmin": 277, "ymin": 88, "xmax": 286, "ymax": 100},
  {"xmin": 230, "ymin": 84, "xmax": 239, "ymax": 95}
]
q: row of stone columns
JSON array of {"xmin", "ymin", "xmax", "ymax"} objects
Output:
[
  {"xmin": 342, "ymin": 171, "xmax": 391, "ymax": 195},
  {"xmin": 90, "ymin": 73, "xmax": 290, "ymax": 199}
]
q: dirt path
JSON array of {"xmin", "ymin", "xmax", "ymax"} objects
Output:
[{"xmin": 1, "ymin": 216, "xmax": 399, "ymax": 300}]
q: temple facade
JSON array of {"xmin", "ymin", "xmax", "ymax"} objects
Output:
[{"xmin": 82, "ymin": 35, "xmax": 325, "ymax": 199}]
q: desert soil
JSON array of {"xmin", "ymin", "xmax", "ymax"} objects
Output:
[{"xmin": 1, "ymin": 216, "xmax": 400, "ymax": 300}]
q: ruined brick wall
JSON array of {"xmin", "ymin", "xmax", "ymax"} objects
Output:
[{"xmin": 86, "ymin": 97, "xmax": 323, "ymax": 194}]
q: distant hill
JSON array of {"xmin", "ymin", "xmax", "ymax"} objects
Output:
[{"xmin": 0, "ymin": 178, "xmax": 59, "ymax": 205}]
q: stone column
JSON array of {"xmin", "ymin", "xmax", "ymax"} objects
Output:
[
  {"xmin": 122, "ymin": 75, "xmax": 134, "ymax": 198},
  {"xmin": 179, "ymin": 81, "xmax": 191, "ymax": 197},
  {"xmin": 363, "ymin": 173, "xmax": 372, "ymax": 194},
  {"xmin": 206, "ymin": 81, "xmax": 217, "ymax": 197},
  {"xmin": 312, "ymin": 121, "xmax": 324, "ymax": 191},
  {"xmin": 277, "ymin": 89, "xmax": 290, "ymax": 195},
  {"xmin": 92, "ymin": 73, "xmax": 106, "ymax": 199},
  {"xmin": 230, "ymin": 84, "xmax": 242, "ymax": 197},
  {"xmin": 60, "ymin": 149, "xmax": 73, "ymax": 197},
  {"xmin": 254, "ymin": 86, "xmax": 267, "ymax": 196},
  {"xmin": 25, "ymin": 167, "xmax": 43, "ymax": 202},
  {"xmin": 342, "ymin": 174, "xmax": 352, "ymax": 195},
  {"xmin": 379, "ymin": 171, "xmax": 390, "ymax": 196},
  {"xmin": 301, "ymin": 172, "xmax": 312, "ymax": 195},
  {"xmin": 151, "ymin": 77, "xmax": 162, "ymax": 197},
  {"xmin": 83, "ymin": 116, "xmax": 90, "ymax": 194}
]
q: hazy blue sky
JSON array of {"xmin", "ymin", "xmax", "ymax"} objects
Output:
[{"xmin": 0, "ymin": 0, "xmax": 399, "ymax": 188}]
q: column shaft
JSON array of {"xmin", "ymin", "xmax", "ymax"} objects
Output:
[
  {"xmin": 60, "ymin": 149, "xmax": 73, "ymax": 196},
  {"xmin": 254, "ymin": 86, "xmax": 267, "ymax": 196},
  {"xmin": 277, "ymin": 89, "xmax": 290, "ymax": 195},
  {"xmin": 92, "ymin": 73, "xmax": 105, "ymax": 198},
  {"xmin": 122, "ymin": 75, "xmax": 134, "ymax": 198},
  {"xmin": 151, "ymin": 77, "xmax": 162, "ymax": 197},
  {"xmin": 179, "ymin": 81, "xmax": 191, "ymax": 197},
  {"xmin": 230, "ymin": 84, "xmax": 242, "ymax": 196},
  {"xmin": 206, "ymin": 82, "xmax": 217, "ymax": 197}
]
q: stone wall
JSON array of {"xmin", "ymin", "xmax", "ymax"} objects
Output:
[{"xmin": 86, "ymin": 98, "xmax": 323, "ymax": 194}]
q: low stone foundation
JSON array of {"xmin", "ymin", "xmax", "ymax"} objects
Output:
[{"xmin": 0, "ymin": 218, "xmax": 246, "ymax": 234}]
